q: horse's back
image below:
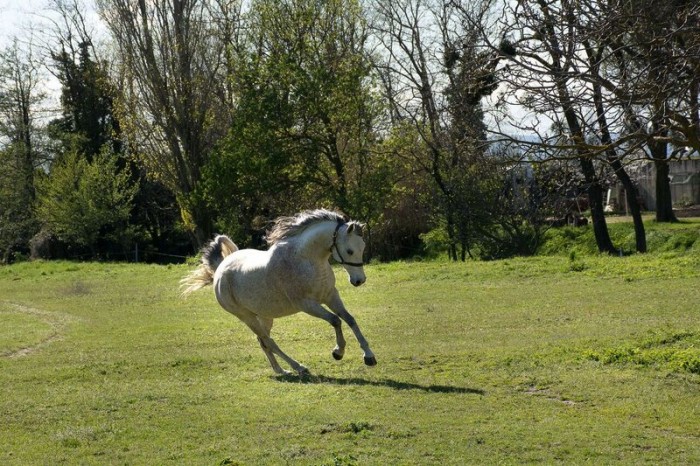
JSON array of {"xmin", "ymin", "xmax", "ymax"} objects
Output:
[{"xmin": 213, "ymin": 248, "xmax": 300, "ymax": 318}]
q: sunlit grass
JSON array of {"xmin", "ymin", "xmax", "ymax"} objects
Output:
[
  {"xmin": 538, "ymin": 216, "xmax": 700, "ymax": 256},
  {"xmin": 1, "ymin": 250, "xmax": 698, "ymax": 464}
]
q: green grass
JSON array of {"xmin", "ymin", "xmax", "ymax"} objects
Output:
[
  {"xmin": 0, "ymin": 303, "xmax": 55, "ymax": 356},
  {"xmin": 1, "ymin": 249, "xmax": 699, "ymax": 464},
  {"xmin": 585, "ymin": 331, "xmax": 700, "ymax": 374},
  {"xmin": 538, "ymin": 217, "xmax": 700, "ymax": 256}
]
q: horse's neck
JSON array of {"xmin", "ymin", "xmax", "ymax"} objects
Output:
[{"xmin": 295, "ymin": 221, "xmax": 335, "ymax": 261}]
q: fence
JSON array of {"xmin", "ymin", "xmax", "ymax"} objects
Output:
[{"xmin": 634, "ymin": 159, "xmax": 700, "ymax": 211}]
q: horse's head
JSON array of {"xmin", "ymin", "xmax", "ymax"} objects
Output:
[{"xmin": 331, "ymin": 221, "xmax": 366, "ymax": 287}]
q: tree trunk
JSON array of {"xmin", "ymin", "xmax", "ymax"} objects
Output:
[
  {"xmin": 190, "ymin": 210, "xmax": 213, "ymax": 249},
  {"xmin": 611, "ymin": 160, "xmax": 647, "ymax": 252},
  {"xmin": 654, "ymin": 159, "xmax": 678, "ymax": 222},
  {"xmin": 580, "ymin": 158, "xmax": 618, "ymax": 254},
  {"xmin": 557, "ymin": 90, "xmax": 617, "ymax": 254},
  {"xmin": 646, "ymin": 111, "xmax": 679, "ymax": 222},
  {"xmin": 446, "ymin": 209, "xmax": 457, "ymax": 261},
  {"xmin": 179, "ymin": 196, "xmax": 213, "ymax": 249}
]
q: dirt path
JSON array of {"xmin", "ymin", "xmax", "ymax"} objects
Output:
[{"xmin": 0, "ymin": 301, "xmax": 77, "ymax": 358}]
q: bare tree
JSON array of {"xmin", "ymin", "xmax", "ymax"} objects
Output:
[
  {"xmin": 579, "ymin": 25, "xmax": 647, "ymax": 252},
  {"xmin": 589, "ymin": 0, "xmax": 700, "ymax": 221},
  {"xmin": 480, "ymin": 0, "xmax": 624, "ymax": 253},
  {"xmin": 0, "ymin": 39, "xmax": 46, "ymax": 261},
  {"xmin": 371, "ymin": 0, "xmax": 501, "ymax": 260},
  {"xmin": 97, "ymin": 0, "xmax": 239, "ymax": 246}
]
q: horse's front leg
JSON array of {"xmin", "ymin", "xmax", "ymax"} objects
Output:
[
  {"xmin": 300, "ymin": 300, "xmax": 347, "ymax": 361},
  {"xmin": 327, "ymin": 291, "xmax": 376, "ymax": 366}
]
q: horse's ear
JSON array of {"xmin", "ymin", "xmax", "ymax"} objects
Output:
[
  {"xmin": 347, "ymin": 222, "xmax": 364, "ymax": 237},
  {"xmin": 333, "ymin": 209, "xmax": 349, "ymax": 223}
]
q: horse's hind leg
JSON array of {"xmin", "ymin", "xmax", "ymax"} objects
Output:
[
  {"xmin": 256, "ymin": 317, "xmax": 288, "ymax": 375},
  {"xmin": 236, "ymin": 311, "xmax": 309, "ymax": 376}
]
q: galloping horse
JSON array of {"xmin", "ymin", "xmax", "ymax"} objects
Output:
[{"xmin": 181, "ymin": 209, "xmax": 376, "ymax": 375}]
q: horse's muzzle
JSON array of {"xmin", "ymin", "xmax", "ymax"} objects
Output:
[{"xmin": 351, "ymin": 277, "xmax": 366, "ymax": 287}]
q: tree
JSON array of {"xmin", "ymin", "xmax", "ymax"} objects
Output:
[
  {"xmin": 483, "ymin": 0, "xmax": 621, "ymax": 254},
  {"xmin": 578, "ymin": 13, "xmax": 646, "ymax": 252},
  {"xmin": 41, "ymin": 0, "xmax": 192, "ymax": 260},
  {"xmin": 47, "ymin": 0, "xmax": 121, "ymax": 160},
  {"xmin": 0, "ymin": 40, "xmax": 46, "ymax": 262},
  {"xmin": 206, "ymin": 0, "xmax": 390, "ymax": 247},
  {"xmin": 590, "ymin": 0, "xmax": 700, "ymax": 222},
  {"xmin": 489, "ymin": 0, "xmax": 696, "ymax": 240},
  {"xmin": 35, "ymin": 148, "xmax": 138, "ymax": 255},
  {"xmin": 97, "ymin": 0, "xmax": 236, "ymax": 247},
  {"xmin": 372, "ymin": 0, "xmax": 510, "ymax": 260},
  {"xmin": 50, "ymin": 42, "xmax": 120, "ymax": 158},
  {"xmin": 0, "ymin": 146, "xmax": 38, "ymax": 262}
]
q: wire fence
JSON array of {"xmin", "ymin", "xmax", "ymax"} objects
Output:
[{"xmin": 46, "ymin": 246, "xmax": 192, "ymax": 263}]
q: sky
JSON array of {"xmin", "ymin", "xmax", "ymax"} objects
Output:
[
  {"xmin": 0, "ymin": 0, "xmax": 53, "ymax": 45},
  {"xmin": 1, "ymin": 0, "xmax": 103, "ymax": 48},
  {"xmin": 0, "ymin": 0, "xmax": 104, "ymax": 107}
]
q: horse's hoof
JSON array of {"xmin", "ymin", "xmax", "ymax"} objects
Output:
[
  {"xmin": 332, "ymin": 350, "xmax": 344, "ymax": 361},
  {"xmin": 297, "ymin": 366, "xmax": 311, "ymax": 377},
  {"xmin": 364, "ymin": 356, "xmax": 377, "ymax": 366}
]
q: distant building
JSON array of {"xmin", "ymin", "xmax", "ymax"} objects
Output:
[{"xmin": 606, "ymin": 157, "xmax": 700, "ymax": 213}]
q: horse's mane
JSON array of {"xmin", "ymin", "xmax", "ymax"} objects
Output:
[{"xmin": 266, "ymin": 209, "xmax": 348, "ymax": 246}]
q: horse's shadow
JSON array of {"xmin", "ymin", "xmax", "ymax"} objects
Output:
[{"xmin": 275, "ymin": 373, "xmax": 485, "ymax": 395}]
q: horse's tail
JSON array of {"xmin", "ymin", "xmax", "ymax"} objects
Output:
[{"xmin": 180, "ymin": 235, "xmax": 238, "ymax": 298}]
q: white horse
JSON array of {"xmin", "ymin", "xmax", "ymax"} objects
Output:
[{"xmin": 181, "ymin": 209, "xmax": 376, "ymax": 375}]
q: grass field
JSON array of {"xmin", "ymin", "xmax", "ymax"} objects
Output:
[{"xmin": 1, "ymin": 223, "xmax": 699, "ymax": 464}]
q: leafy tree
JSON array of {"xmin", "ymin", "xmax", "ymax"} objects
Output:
[
  {"xmin": 202, "ymin": 88, "xmax": 298, "ymax": 246},
  {"xmin": 206, "ymin": 0, "xmax": 390, "ymax": 246},
  {"xmin": 0, "ymin": 146, "xmax": 38, "ymax": 262},
  {"xmin": 43, "ymin": 0, "xmax": 192, "ymax": 260},
  {"xmin": 49, "ymin": 39, "xmax": 121, "ymax": 160},
  {"xmin": 35, "ymin": 148, "xmax": 138, "ymax": 254}
]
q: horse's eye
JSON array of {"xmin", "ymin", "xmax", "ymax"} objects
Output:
[{"xmin": 347, "ymin": 249, "xmax": 354, "ymax": 256}]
